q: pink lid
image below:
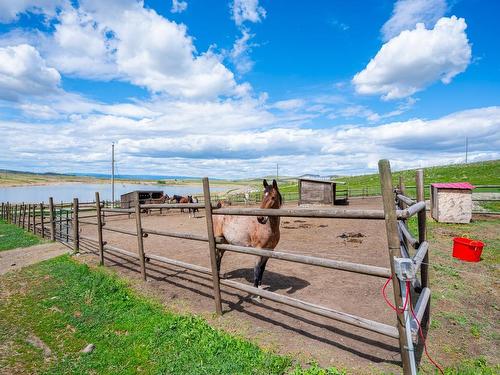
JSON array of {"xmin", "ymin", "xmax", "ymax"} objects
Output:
[{"xmin": 431, "ymin": 182, "xmax": 475, "ymax": 190}]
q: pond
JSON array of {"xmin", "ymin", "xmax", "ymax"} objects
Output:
[{"xmin": 0, "ymin": 183, "xmax": 224, "ymax": 204}]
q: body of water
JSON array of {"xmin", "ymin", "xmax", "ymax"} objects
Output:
[{"xmin": 0, "ymin": 183, "xmax": 224, "ymax": 203}]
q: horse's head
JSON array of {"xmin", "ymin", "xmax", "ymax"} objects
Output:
[
  {"xmin": 257, "ymin": 179, "xmax": 282, "ymax": 224},
  {"xmin": 187, "ymin": 195, "xmax": 193, "ymax": 203}
]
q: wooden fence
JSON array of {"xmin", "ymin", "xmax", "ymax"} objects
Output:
[{"xmin": 0, "ymin": 159, "xmax": 432, "ymax": 374}]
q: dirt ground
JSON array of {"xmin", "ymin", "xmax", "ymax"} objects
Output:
[
  {"xmin": 77, "ymin": 197, "xmax": 406, "ymax": 374},
  {"xmin": 0, "ymin": 242, "xmax": 69, "ymax": 275}
]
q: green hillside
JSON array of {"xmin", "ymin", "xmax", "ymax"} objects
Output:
[
  {"xmin": 341, "ymin": 159, "xmax": 500, "ymax": 190},
  {"xmin": 269, "ymin": 159, "xmax": 500, "ymax": 202}
]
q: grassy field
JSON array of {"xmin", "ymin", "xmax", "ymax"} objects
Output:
[
  {"xmin": 0, "ymin": 255, "xmax": 348, "ymax": 374},
  {"xmin": 271, "ymin": 160, "xmax": 500, "ymax": 202},
  {"xmin": 0, "ymin": 170, "xmax": 114, "ymax": 187},
  {"xmin": 0, "ymin": 219, "xmax": 43, "ymax": 251},
  {"xmin": 405, "ymin": 217, "xmax": 499, "ymax": 375},
  {"xmin": 340, "ymin": 159, "xmax": 500, "ymax": 190}
]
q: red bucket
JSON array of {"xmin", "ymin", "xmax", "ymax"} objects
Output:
[{"xmin": 452, "ymin": 237, "xmax": 484, "ymax": 262}]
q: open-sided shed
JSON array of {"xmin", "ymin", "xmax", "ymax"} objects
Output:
[
  {"xmin": 120, "ymin": 191, "xmax": 165, "ymax": 208},
  {"xmin": 430, "ymin": 182, "xmax": 475, "ymax": 223},
  {"xmin": 298, "ymin": 178, "xmax": 347, "ymax": 206}
]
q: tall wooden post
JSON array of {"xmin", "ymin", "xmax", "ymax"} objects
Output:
[
  {"xmin": 32, "ymin": 204, "xmax": 36, "ymax": 233},
  {"xmin": 39, "ymin": 203, "xmax": 45, "ymax": 238},
  {"xmin": 134, "ymin": 192, "xmax": 147, "ymax": 281},
  {"xmin": 1, "ymin": 202, "xmax": 4, "ymax": 220},
  {"xmin": 48, "ymin": 198, "xmax": 56, "ymax": 241},
  {"xmin": 379, "ymin": 159, "xmax": 411, "ymax": 375},
  {"xmin": 416, "ymin": 169, "xmax": 429, "ymax": 327},
  {"xmin": 27, "ymin": 204, "xmax": 31, "ymax": 232},
  {"xmin": 72, "ymin": 198, "xmax": 79, "ymax": 253},
  {"xmin": 203, "ymin": 177, "xmax": 223, "ymax": 315},
  {"xmin": 14, "ymin": 204, "xmax": 18, "ymax": 226},
  {"xmin": 398, "ymin": 175, "xmax": 406, "ymax": 209},
  {"xmin": 21, "ymin": 204, "xmax": 25, "ymax": 229},
  {"xmin": 95, "ymin": 192, "xmax": 105, "ymax": 265},
  {"xmin": 65, "ymin": 210, "xmax": 69, "ymax": 241}
]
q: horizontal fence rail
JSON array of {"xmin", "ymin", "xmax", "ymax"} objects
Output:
[
  {"xmin": 216, "ymin": 243, "xmax": 391, "ymax": 278},
  {"xmin": 213, "ymin": 207, "xmax": 386, "ymax": 219}
]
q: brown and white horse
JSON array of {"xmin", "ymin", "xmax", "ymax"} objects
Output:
[{"xmin": 213, "ymin": 179, "xmax": 282, "ymax": 288}]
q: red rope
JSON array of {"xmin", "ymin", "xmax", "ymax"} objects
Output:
[
  {"xmin": 381, "ymin": 277, "xmax": 444, "ymax": 374},
  {"xmin": 381, "ymin": 275, "xmax": 409, "ymax": 313},
  {"xmin": 407, "ymin": 282, "xmax": 444, "ymax": 375}
]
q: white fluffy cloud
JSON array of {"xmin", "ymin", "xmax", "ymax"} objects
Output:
[
  {"xmin": 44, "ymin": 7, "xmax": 117, "ymax": 78},
  {"xmin": 381, "ymin": 0, "xmax": 447, "ymax": 41},
  {"xmin": 171, "ymin": 0, "xmax": 188, "ymax": 13},
  {"xmin": 0, "ymin": 44, "xmax": 61, "ymax": 101},
  {"xmin": 1, "ymin": 99, "xmax": 498, "ymax": 177},
  {"xmin": 353, "ymin": 16, "xmax": 471, "ymax": 100},
  {"xmin": 1, "ymin": 0, "xmax": 248, "ymax": 98},
  {"xmin": 231, "ymin": 0, "xmax": 266, "ymax": 26},
  {"xmin": 103, "ymin": 7, "xmax": 232, "ymax": 97}
]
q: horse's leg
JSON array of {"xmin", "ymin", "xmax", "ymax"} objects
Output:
[
  {"xmin": 253, "ymin": 256, "xmax": 269, "ymax": 288},
  {"xmin": 216, "ymin": 249, "xmax": 226, "ymax": 277}
]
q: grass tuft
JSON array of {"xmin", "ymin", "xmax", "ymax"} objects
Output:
[{"xmin": 0, "ymin": 219, "xmax": 43, "ymax": 251}]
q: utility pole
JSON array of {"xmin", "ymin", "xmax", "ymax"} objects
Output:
[
  {"xmin": 111, "ymin": 142, "xmax": 115, "ymax": 207},
  {"xmin": 465, "ymin": 136, "xmax": 468, "ymax": 164},
  {"xmin": 276, "ymin": 163, "xmax": 279, "ymax": 182}
]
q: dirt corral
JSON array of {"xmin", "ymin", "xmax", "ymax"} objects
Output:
[{"xmin": 78, "ymin": 197, "xmax": 404, "ymax": 374}]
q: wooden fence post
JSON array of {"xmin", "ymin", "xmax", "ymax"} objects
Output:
[
  {"xmin": 59, "ymin": 207, "xmax": 63, "ymax": 240},
  {"xmin": 203, "ymin": 177, "xmax": 223, "ymax": 315},
  {"xmin": 14, "ymin": 204, "xmax": 18, "ymax": 226},
  {"xmin": 95, "ymin": 192, "xmax": 105, "ymax": 265},
  {"xmin": 72, "ymin": 198, "xmax": 79, "ymax": 253},
  {"xmin": 21, "ymin": 204, "xmax": 25, "ymax": 229},
  {"xmin": 27, "ymin": 204, "xmax": 31, "ymax": 232},
  {"xmin": 134, "ymin": 192, "xmax": 147, "ymax": 281},
  {"xmin": 48, "ymin": 198, "xmax": 56, "ymax": 241},
  {"xmin": 40, "ymin": 203, "xmax": 45, "ymax": 238},
  {"xmin": 65, "ymin": 210, "xmax": 69, "ymax": 242},
  {"xmin": 416, "ymin": 169, "xmax": 429, "ymax": 326},
  {"xmin": 32, "ymin": 204, "xmax": 36, "ymax": 233},
  {"xmin": 1, "ymin": 202, "xmax": 4, "ymax": 220},
  {"xmin": 379, "ymin": 159, "xmax": 412, "ymax": 375},
  {"xmin": 398, "ymin": 175, "xmax": 406, "ymax": 209}
]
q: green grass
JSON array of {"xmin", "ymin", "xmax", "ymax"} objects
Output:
[
  {"xmin": 261, "ymin": 160, "xmax": 500, "ymax": 201},
  {"xmin": 443, "ymin": 357, "xmax": 499, "ymax": 375},
  {"xmin": 0, "ymin": 219, "xmax": 43, "ymax": 251},
  {"xmin": 1, "ymin": 253, "xmax": 498, "ymax": 374},
  {"xmin": 0, "ymin": 255, "xmax": 348, "ymax": 374},
  {"xmin": 340, "ymin": 159, "xmax": 500, "ymax": 190}
]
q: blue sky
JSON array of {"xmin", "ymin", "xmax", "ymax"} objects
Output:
[{"xmin": 0, "ymin": 0, "xmax": 498, "ymax": 178}]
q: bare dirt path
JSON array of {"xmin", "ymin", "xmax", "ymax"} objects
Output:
[{"xmin": 0, "ymin": 243, "xmax": 69, "ymax": 275}]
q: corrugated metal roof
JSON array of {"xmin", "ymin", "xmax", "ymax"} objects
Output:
[{"xmin": 431, "ymin": 182, "xmax": 475, "ymax": 190}]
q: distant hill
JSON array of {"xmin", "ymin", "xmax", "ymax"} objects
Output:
[{"xmin": 340, "ymin": 159, "xmax": 500, "ymax": 189}]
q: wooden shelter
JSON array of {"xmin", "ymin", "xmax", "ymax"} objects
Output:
[
  {"xmin": 430, "ymin": 182, "xmax": 474, "ymax": 223},
  {"xmin": 120, "ymin": 190, "xmax": 165, "ymax": 208},
  {"xmin": 298, "ymin": 178, "xmax": 347, "ymax": 206}
]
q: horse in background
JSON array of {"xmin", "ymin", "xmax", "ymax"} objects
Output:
[
  {"xmin": 189, "ymin": 196, "xmax": 199, "ymax": 218},
  {"xmin": 213, "ymin": 179, "xmax": 282, "ymax": 289},
  {"xmin": 170, "ymin": 195, "xmax": 183, "ymax": 203},
  {"xmin": 171, "ymin": 195, "xmax": 199, "ymax": 217}
]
